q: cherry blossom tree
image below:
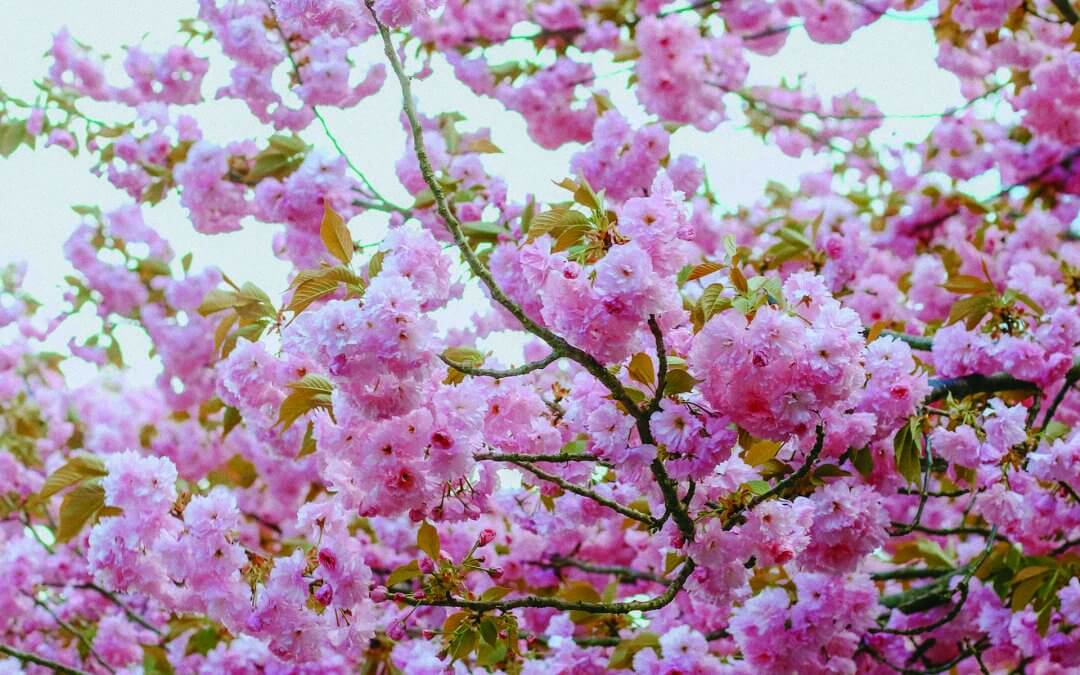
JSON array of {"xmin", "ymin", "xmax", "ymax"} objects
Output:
[{"xmin": 1, "ymin": 0, "xmax": 1080, "ymax": 672}]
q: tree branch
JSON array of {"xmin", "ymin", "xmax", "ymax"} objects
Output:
[
  {"xmin": 646, "ymin": 315, "xmax": 667, "ymax": 415},
  {"xmin": 440, "ymin": 352, "xmax": 559, "ymax": 379},
  {"xmin": 724, "ymin": 425, "xmax": 824, "ymax": 529},
  {"xmin": 927, "ymin": 371, "xmax": 1039, "ymax": 403},
  {"xmin": 404, "ymin": 559, "xmax": 696, "ymax": 613},
  {"xmin": 475, "ymin": 451, "xmax": 606, "ymax": 464},
  {"xmin": 0, "ymin": 644, "xmax": 91, "ymax": 675},
  {"xmin": 529, "ymin": 556, "xmax": 667, "ymax": 584},
  {"xmin": 510, "ymin": 460, "xmax": 656, "ymax": 527},
  {"xmin": 1041, "ymin": 365, "xmax": 1080, "ymax": 434},
  {"xmin": 367, "ymin": 1, "xmax": 645, "ymax": 419},
  {"xmin": 27, "ymin": 595, "xmax": 114, "ymax": 673},
  {"xmin": 1049, "ymin": 0, "xmax": 1079, "ymax": 23}
]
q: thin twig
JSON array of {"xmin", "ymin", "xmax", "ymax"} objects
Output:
[
  {"xmin": 440, "ymin": 352, "xmax": 559, "ymax": 379},
  {"xmin": 475, "ymin": 451, "xmax": 607, "ymax": 465},
  {"xmin": 28, "ymin": 594, "xmax": 114, "ymax": 673},
  {"xmin": 0, "ymin": 644, "xmax": 91, "ymax": 675},
  {"xmin": 724, "ymin": 425, "xmax": 824, "ymax": 529},
  {"xmin": 529, "ymin": 557, "xmax": 667, "ymax": 584},
  {"xmin": 403, "ymin": 559, "xmax": 696, "ymax": 613},
  {"xmin": 510, "ymin": 460, "xmax": 656, "ymax": 527}
]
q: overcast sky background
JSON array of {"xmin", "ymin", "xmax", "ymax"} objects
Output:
[{"xmin": 0, "ymin": 1, "xmax": 961, "ymax": 384}]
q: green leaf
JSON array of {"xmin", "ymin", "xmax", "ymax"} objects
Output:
[
  {"xmin": 698, "ymin": 283, "xmax": 731, "ymax": 322},
  {"xmin": 852, "ymin": 446, "xmax": 874, "ymax": 477},
  {"xmin": 461, "ymin": 220, "xmax": 508, "ymax": 243},
  {"xmin": 142, "ymin": 645, "xmax": 176, "ymax": 675},
  {"xmin": 57, "ymin": 482, "xmax": 107, "ymax": 543},
  {"xmin": 0, "ymin": 121, "xmax": 28, "ymax": 158},
  {"xmin": 36, "ymin": 455, "xmax": 107, "ymax": 503},
  {"xmin": 481, "ymin": 586, "xmax": 512, "ymax": 602},
  {"xmin": 287, "ymin": 276, "xmax": 341, "ymax": 315},
  {"xmin": 222, "ymin": 406, "xmax": 242, "ymax": 438},
  {"xmin": 368, "ymin": 250, "xmax": 386, "ymax": 279},
  {"xmin": 744, "ymin": 480, "xmax": 771, "ymax": 495},
  {"xmin": 743, "ymin": 439, "xmax": 782, "ymax": 467},
  {"xmin": 185, "ymin": 626, "xmax": 223, "ymax": 656},
  {"xmin": 298, "ymin": 421, "xmax": 317, "ymax": 457},
  {"xmin": 465, "ymin": 137, "xmax": 502, "ymax": 154},
  {"xmin": 946, "ymin": 294, "xmax": 994, "ymax": 330},
  {"xmin": 608, "ymin": 632, "xmax": 660, "ymax": 670},
  {"xmin": 893, "ymin": 420, "xmax": 923, "ymax": 485},
  {"xmin": 198, "ymin": 289, "xmax": 243, "ymax": 316},
  {"xmin": 663, "ymin": 369, "xmax": 700, "ymax": 397},
  {"xmin": 275, "ymin": 375, "xmax": 335, "ymax": 431},
  {"xmin": 627, "ymin": 353, "xmax": 655, "ymax": 388},
  {"xmin": 478, "ymin": 618, "xmax": 498, "ymax": 646},
  {"xmin": 417, "ymin": 521, "xmax": 440, "ymax": 561},
  {"xmin": 449, "ymin": 628, "xmax": 477, "ymax": 663},
  {"xmin": 475, "ymin": 639, "xmax": 508, "ymax": 667},
  {"xmin": 386, "ymin": 560, "xmax": 422, "ymax": 587},
  {"xmin": 1012, "ymin": 574, "xmax": 1047, "ymax": 611},
  {"xmin": 941, "ymin": 274, "xmax": 994, "ymax": 295},
  {"xmin": 557, "ymin": 580, "xmax": 601, "ymax": 603},
  {"xmin": 320, "ymin": 204, "xmax": 353, "ymax": 265},
  {"xmin": 892, "ymin": 539, "xmax": 955, "ymax": 569}
]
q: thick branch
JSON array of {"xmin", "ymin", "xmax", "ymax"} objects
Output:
[
  {"xmin": 440, "ymin": 352, "xmax": 559, "ymax": 379},
  {"xmin": 927, "ymin": 372, "xmax": 1039, "ymax": 402},
  {"xmin": 367, "ymin": 2, "xmax": 644, "ymax": 418},
  {"xmin": 0, "ymin": 644, "xmax": 91, "ymax": 675},
  {"xmin": 510, "ymin": 460, "xmax": 655, "ymax": 527},
  {"xmin": 877, "ymin": 330, "xmax": 933, "ymax": 351},
  {"xmin": 404, "ymin": 559, "xmax": 695, "ymax": 613},
  {"xmin": 1050, "ymin": 0, "xmax": 1080, "ymax": 23}
]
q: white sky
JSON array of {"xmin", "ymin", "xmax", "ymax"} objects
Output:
[{"xmin": 0, "ymin": 1, "xmax": 958, "ymax": 383}]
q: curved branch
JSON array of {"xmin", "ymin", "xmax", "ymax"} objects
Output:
[
  {"xmin": 510, "ymin": 460, "xmax": 656, "ymax": 527},
  {"xmin": 877, "ymin": 330, "xmax": 933, "ymax": 351},
  {"xmin": 368, "ymin": 2, "xmax": 644, "ymax": 419},
  {"xmin": 646, "ymin": 315, "xmax": 668, "ymax": 415},
  {"xmin": 927, "ymin": 371, "xmax": 1039, "ymax": 402},
  {"xmin": 404, "ymin": 559, "xmax": 696, "ymax": 613},
  {"xmin": 530, "ymin": 556, "xmax": 667, "ymax": 584},
  {"xmin": 475, "ymin": 451, "xmax": 606, "ymax": 465},
  {"xmin": 0, "ymin": 644, "xmax": 91, "ymax": 675},
  {"xmin": 1041, "ymin": 366, "xmax": 1080, "ymax": 434},
  {"xmin": 724, "ymin": 425, "xmax": 824, "ymax": 529},
  {"xmin": 440, "ymin": 352, "xmax": 559, "ymax": 379},
  {"xmin": 889, "ymin": 434, "xmax": 932, "ymax": 536}
]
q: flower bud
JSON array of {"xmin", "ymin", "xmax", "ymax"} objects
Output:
[
  {"xmin": 315, "ymin": 584, "xmax": 333, "ymax": 606},
  {"xmin": 318, "ymin": 548, "xmax": 338, "ymax": 572},
  {"xmin": 487, "ymin": 566, "xmax": 504, "ymax": 579},
  {"xmin": 419, "ymin": 557, "xmax": 435, "ymax": 574},
  {"xmin": 370, "ymin": 586, "xmax": 387, "ymax": 602},
  {"xmin": 387, "ymin": 621, "xmax": 406, "ymax": 641},
  {"xmin": 477, "ymin": 528, "xmax": 496, "ymax": 546}
]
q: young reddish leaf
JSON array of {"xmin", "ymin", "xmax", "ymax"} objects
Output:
[{"xmin": 686, "ymin": 261, "xmax": 724, "ymax": 281}]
